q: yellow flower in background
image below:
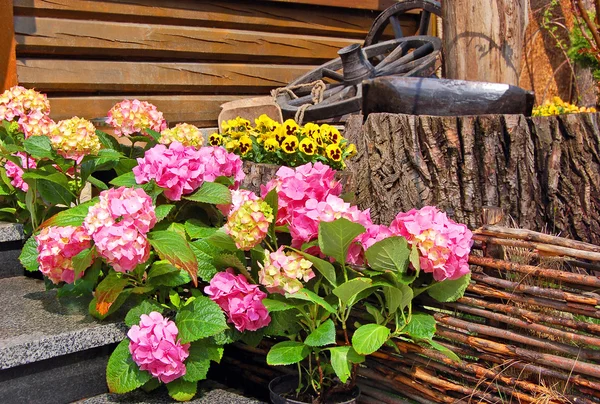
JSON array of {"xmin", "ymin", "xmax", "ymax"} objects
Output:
[
  {"xmin": 264, "ymin": 138, "xmax": 279, "ymax": 152},
  {"xmin": 222, "ymin": 117, "xmax": 251, "ymax": 135},
  {"xmin": 159, "ymin": 123, "xmax": 203, "ymax": 148},
  {"xmin": 326, "ymin": 143, "xmax": 342, "ymax": 161},
  {"xmin": 281, "ymin": 119, "xmax": 299, "ymax": 137},
  {"xmin": 299, "ymin": 138, "xmax": 317, "ymax": 155},
  {"xmin": 303, "ymin": 122, "xmax": 324, "ymax": 147},
  {"xmin": 225, "ymin": 139, "xmax": 239, "ymax": 152},
  {"xmin": 238, "ymin": 135, "xmax": 253, "ymax": 155},
  {"xmin": 281, "ymin": 135, "xmax": 299, "ymax": 154},
  {"xmin": 345, "ymin": 143, "xmax": 357, "ymax": 158},
  {"xmin": 255, "ymin": 114, "xmax": 278, "ymax": 133},
  {"xmin": 320, "ymin": 124, "xmax": 342, "ymax": 144},
  {"xmin": 532, "ymin": 97, "xmax": 597, "ymax": 117},
  {"xmin": 209, "ymin": 133, "xmax": 223, "ymax": 146},
  {"xmin": 275, "ymin": 125, "xmax": 287, "ymax": 144}
]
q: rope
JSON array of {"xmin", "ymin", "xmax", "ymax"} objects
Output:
[{"xmin": 271, "ymin": 80, "xmax": 326, "ymax": 125}]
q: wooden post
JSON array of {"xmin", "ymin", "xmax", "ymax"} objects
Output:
[
  {"xmin": 442, "ymin": 0, "xmax": 528, "ymax": 85},
  {"xmin": 1, "ymin": 0, "xmax": 17, "ymax": 92}
]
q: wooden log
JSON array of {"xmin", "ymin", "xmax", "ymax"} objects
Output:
[
  {"xmin": 0, "ymin": 0, "xmax": 17, "ymax": 92},
  {"xmin": 345, "ymin": 112, "xmax": 600, "ymax": 244},
  {"xmin": 49, "ymin": 95, "xmax": 242, "ymax": 127},
  {"xmin": 14, "ymin": 16, "xmax": 358, "ymax": 64},
  {"xmin": 16, "ymin": 60, "xmax": 312, "ymax": 94},
  {"xmin": 442, "ymin": 0, "xmax": 527, "ymax": 85},
  {"xmin": 13, "ymin": 0, "xmax": 409, "ymax": 39},
  {"xmin": 261, "ymin": 0, "xmax": 399, "ymax": 11}
]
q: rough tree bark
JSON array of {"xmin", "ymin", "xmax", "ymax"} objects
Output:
[
  {"xmin": 344, "ymin": 112, "xmax": 600, "ymax": 244},
  {"xmin": 443, "ymin": 0, "xmax": 528, "ymax": 85}
]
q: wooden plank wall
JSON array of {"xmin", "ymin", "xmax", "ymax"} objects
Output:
[{"xmin": 12, "ymin": 0, "xmax": 417, "ymax": 127}]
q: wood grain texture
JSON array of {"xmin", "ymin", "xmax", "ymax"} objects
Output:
[
  {"xmin": 17, "ymin": 60, "xmax": 313, "ymax": 94},
  {"xmin": 1, "ymin": 0, "xmax": 17, "ymax": 91},
  {"xmin": 48, "ymin": 95, "xmax": 245, "ymax": 127},
  {"xmin": 14, "ymin": 16, "xmax": 358, "ymax": 64},
  {"xmin": 442, "ymin": 0, "xmax": 527, "ymax": 85},
  {"xmin": 345, "ymin": 112, "xmax": 600, "ymax": 244},
  {"xmin": 261, "ymin": 0, "xmax": 399, "ymax": 10},
  {"xmin": 13, "ymin": 0, "xmax": 398, "ymax": 38}
]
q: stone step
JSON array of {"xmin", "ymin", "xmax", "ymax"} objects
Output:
[
  {"xmin": 76, "ymin": 381, "xmax": 264, "ymax": 403},
  {"xmin": 0, "ymin": 276, "xmax": 126, "ymax": 403},
  {"xmin": 0, "ymin": 222, "xmax": 26, "ymax": 279}
]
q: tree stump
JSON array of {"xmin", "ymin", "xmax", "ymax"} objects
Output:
[{"xmin": 344, "ymin": 112, "xmax": 600, "ymax": 244}]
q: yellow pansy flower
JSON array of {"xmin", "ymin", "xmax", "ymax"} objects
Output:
[
  {"xmin": 264, "ymin": 138, "xmax": 279, "ymax": 152},
  {"xmin": 209, "ymin": 133, "xmax": 223, "ymax": 146},
  {"xmin": 299, "ymin": 138, "xmax": 317, "ymax": 155},
  {"xmin": 281, "ymin": 135, "xmax": 299, "ymax": 154},
  {"xmin": 255, "ymin": 114, "xmax": 278, "ymax": 133},
  {"xmin": 320, "ymin": 124, "xmax": 342, "ymax": 144},
  {"xmin": 345, "ymin": 143, "xmax": 357, "ymax": 159},
  {"xmin": 238, "ymin": 135, "xmax": 252, "ymax": 155},
  {"xmin": 326, "ymin": 143, "xmax": 342, "ymax": 161},
  {"xmin": 281, "ymin": 119, "xmax": 299, "ymax": 137},
  {"xmin": 225, "ymin": 139, "xmax": 239, "ymax": 152}
]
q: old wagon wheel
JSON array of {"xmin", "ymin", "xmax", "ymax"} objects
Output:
[
  {"xmin": 364, "ymin": 0, "xmax": 441, "ymax": 46},
  {"xmin": 275, "ymin": 36, "xmax": 441, "ymax": 122}
]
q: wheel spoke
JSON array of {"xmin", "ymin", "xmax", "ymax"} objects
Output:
[
  {"xmin": 417, "ymin": 10, "xmax": 432, "ymax": 35},
  {"xmin": 377, "ymin": 42, "xmax": 435, "ymax": 75},
  {"xmin": 322, "ymin": 68, "xmax": 344, "ymax": 82},
  {"xmin": 389, "ymin": 15, "xmax": 404, "ymax": 38}
]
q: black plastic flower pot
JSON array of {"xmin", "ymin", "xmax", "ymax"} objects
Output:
[{"xmin": 269, "ymin": 375, "xmax": 360, "ymax": 404}]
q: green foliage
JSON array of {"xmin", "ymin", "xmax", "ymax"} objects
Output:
[
  {"xmin": 19, "ymin": 236, "xmax": 39, "ymax": 272},
  {"xmin": 148, "ymin": 230, "xmax": 198, "ymax": 286},
  {"xmin": 183, "ymin": 181, "xmax": 231, "ymax": 205},
  {"xmin": 403, "ymin": 313, "xmax": 436, "ymax": 341},
  {"xmin": 166, "ymin": 379, "xmax": 197, "ymax": 402},
  {"xmin": 125, "ymin": 299, "xmax": 165, "ymax": 327},
  {"xmin": 568, "ymin": 18, "xmax": 600, "ymax": 80},
  {"xmin": 175, "ymin": 296, "xmax": 228, "ymax": 343},
  {"xmin": 106, "ymin": 340, "xmax": 151, "ymax": 394},
  {"xmin": 351, "ymin": 324, "xmax": 391, "ymax": 355},
  {"xmin": 318, "ymin": 218, "xmax": 365, "ymax": 265},
  {"xmin": 267, "ymin": 341, "xmax": 310, "ymax": 366},
  {"xmin": 427, "ymin": 273, "xmax": 471, "ymax": 302},
  {"xmin": 304, "ymin": 319, "xmax": 336, "ymax": 347}
]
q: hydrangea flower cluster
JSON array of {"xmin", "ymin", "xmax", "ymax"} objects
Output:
[
  {"xmin": 261, "ymin": 162, "xmax": 342, "ymax": 227},
  {"xmin": 18, "ymin": 109, "xmax": 55, "ymax": 138},
  {"xmin": 49, "ymin": 117, "xmax": 101, "ymax": 162},
  {"xmin": 35, "ymin": 225, "xmax": 91, "ymax": 284},
  {"xmin": 84, "ymin": 187, "xmax": 156, "ymax": 272},
  {"xmin": 224, "ymin": 199, "xmax": 273, "ymax": 250},
  {"xmin": 5, "ymin": 152, "xmax": 37, "ymax": 192},
  {"xmin": 204, "ymin": 269, "xmax": 270, "ymax": 332},
  {"xmin": 159, "ymin": 123, "xmax": 204, "ymax": 148},
  {"xmin": 0, "ymin": 86, "xmax": 50, "ymax": 122},
  {"xmin": 107, "ymin": 99, "xmax": 167, "ymax": 137},
  {"xmin": 389, "ymin": 206, "xmax": 472, "ymax": 281},
  {"xmin": 128, "ymin": 312, "xmax": 190, "ymax": 383},
  {"xmin": 133, "ymin": 143, "xmax": 244, "ymax": 201},
  {"xmin": 289, "ymin": 194, "xmax": 371, "ymax": 251},
  {"xmin": 217, "ymin": 188, "xmax": 258, "ymax": 216},
  {"xmin": 258, "ymin": 246, "xmax": 315, "ymax": 294}
]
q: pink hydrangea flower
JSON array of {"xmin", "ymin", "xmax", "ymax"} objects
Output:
[
  {"xmin": 107, "ymin": 99, "xmax": 167, "ymax": 137},
  {"xmin": 204, "ymin": 269, "xmax": 271, "ymax": 332},
  {"xmin": 84, "ymin": 187, "xmax": 156, "ymax": 272},
  {"xmin": 128, "ymin": 312, "xmax": 190, "ymax": 383},
  {"xmin": 258, "ymin": 247, "xmax": 314, "ymax": 294},
  {"xmin": 92, "ymin": 223, "xmax": 151, "ymax": 273},
  {"xmin": 5, "ymin": 152, "xmax": 37, "ymax": 192},
  {"xmin": 389, "ymin": 206, "xmax": 473, "ymax": 281},
  {"xmin": 36, "ymin": 225, "xmax": 91, "ymax": 284},
  {"xmin": 224, "ymin": 199, "xmax": 273, "ymax": 250},
  {"xmin": 261, "ymin": 162, "xmax": 341, "ymax": 227},
  {"xmin": 289, "ymin": 194, "xmax": 371, "ymax": 248},
  {"xmin": 0, "ymin": 86, "xmax": 50, "ymax": 122},
  {"xmin": 18, "ymin": 110, "xmax": 55, "ymax": 138},
  {"xmin": 134, "ymin": 143, "xmax": 244, "ymax": 201}
]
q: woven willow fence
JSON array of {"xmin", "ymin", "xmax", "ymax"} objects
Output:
[{"xmin": 225, "ymin": 221, "xmax": 600, "ymax": 403}]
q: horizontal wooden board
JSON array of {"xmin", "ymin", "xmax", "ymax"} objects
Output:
[
  {"xmin": 14, "ymin": 16, "xmax": 362, "ymax": 64},
  {"xmin": 49, "ymin": 95, "xmax": 245, "ymax": 127},
  {"xmin": 261, "ymin": 0, "xmax": 399, "ymax": 11},
  {"xmin": 13, "ymin": 0, "xmax": 398, "ymax": 39},
  {"xmin": 17, "ymin": 60, "xmax": 314, "ymax": 94}
]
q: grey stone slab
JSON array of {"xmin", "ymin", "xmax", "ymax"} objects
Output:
[
  {"xmin": 0, "ymin": 277, "xmax": 127, "ymax": 369},
  {"xmin": 0, "ymin": 242, "xmax": 25, "ymax": 279},
  {"xmin": 76, "ymin": 382, "xmax": 265, "ymax": 404},
  {"xmin": 0, "ymin": 345, "xmax": 114, "ymax": 404},
  {"xmin": 0, "ymin": 222, "xmax": 24, "ymax": 242}
]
